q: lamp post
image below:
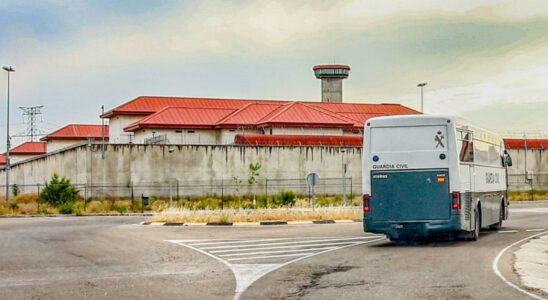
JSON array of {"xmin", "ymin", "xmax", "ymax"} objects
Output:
[
  {"xmin": 417, "ymin": 82, "xmax": 427, "ymax": 113},
  {"xmin": 3, "ymin": 66, "xmax": 14, "ymax": 205},
  {"xmin": 168, "ymin": 147, "xmax": 175, "ymax": 207}
]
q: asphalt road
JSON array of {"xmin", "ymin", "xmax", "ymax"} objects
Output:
[{"xmin": 0, "ymin": 202, "xmax": 546, "ymax": 300}]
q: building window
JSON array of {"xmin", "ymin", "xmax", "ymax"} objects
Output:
[
  {"xmin": 188, "ymin": 130, "xmax": 195, "ymax": 133},
  {"xmin": 175, "ymin": 130, "xmax": 182, "ymax": 133}
]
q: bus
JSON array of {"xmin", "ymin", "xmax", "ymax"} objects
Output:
[{"xmin": 362, "ymin": 115, "xmax": 512, "ymax": 241}]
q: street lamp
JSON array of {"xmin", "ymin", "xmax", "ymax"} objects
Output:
[
  {"xmin": 417, "ymin": 82, "xmax": 427, "ymax": 113},
  {"xmin": 3, "ymin": 66, "xmax": 14, "ymax": 205},
  {"xmin": 168, "ymin": 147, "xmax": 175, "ymax": 207}
]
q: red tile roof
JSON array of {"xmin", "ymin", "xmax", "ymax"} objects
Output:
[
  {"xmin": 235, "ymin": 134, "xmax": 362, "ymax": 147},
  {"xmin": 10, "ymin": 142, "xmax": 47, "ymax": 155},
  {"xmin": 103, "ymin": 96, "xmax": 418, "ymax": 120},
  {"xmin": 504, "ymin": 139, "xmax": 548, "ymax": 149},
  {"xmin": 257, "ymin": 102, "xmax": 355, "ymax": 128},
  {"xmin": 102, "ymin": 96, "xmax": 282, "ymax": 118},
  {"xmin": 41, "ymin": 124, "xmax": 109, "ymax": 141},
  {"xmin": 0, "ymin": 154, "xmax": 5, "ymax": 165},
  {"xmin": 217, "ymin": 103, "xmax": 283, "ymax": 128},
  {"xmin": 124, "ymin": 107, "xmax": 236, "ymax": 131},
  {"xmin": 106, "ymin": 96, "xmax": 419, "ymax": 132}
]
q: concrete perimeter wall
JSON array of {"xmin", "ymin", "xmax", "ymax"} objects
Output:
[
  {"xmin": 0, "ymin": 144, "xmax": 362, "ymax": 198},
  {"xmin": 0, "ymin": 144, "xmax": 545, "ymax": 198},
  {"xmin": 506, "ymin": 148, "xmax": 548, "ymax": 191}
]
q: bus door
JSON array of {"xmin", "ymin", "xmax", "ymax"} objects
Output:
[{"xmin": 458, "ymin": 130, "xmax": 474, "ymax": 228}]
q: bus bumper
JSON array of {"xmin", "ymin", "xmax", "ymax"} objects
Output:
[{"xmin": 363, "ymin": 216, "xmax": 461, "ymax": 240}]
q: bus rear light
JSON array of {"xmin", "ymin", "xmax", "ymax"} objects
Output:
[
  {"xmin": 363, "ymin": 194, "xmax": 370, "ymax": 213},
  {"xmin": 452, "ymin": 192, "xmax": 461, "ymax": 210}
]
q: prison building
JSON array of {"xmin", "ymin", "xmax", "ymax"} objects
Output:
[
  {"xmin": 7, "ymin": 141, "xmax": 47, "ymax": 164},
  {"xmin": 103, "ymin": 96, "xmax": 419, "ymax": 145},
  {"xmin": 40, "ymin": 124, "xmax": 109, "ymax": 153}
]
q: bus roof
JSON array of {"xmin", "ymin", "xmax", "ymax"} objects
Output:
[{"xmin": 366, "ymin": 114, "xmax": 503, "ymax": 145}]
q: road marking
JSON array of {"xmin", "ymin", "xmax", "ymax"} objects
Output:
[
  {"xmin": 199, "ymin": 236, "xmax": 372, "ymax": 250},
  {"xmin": 526, "ymin": 229, "xmax": 545, "ymax": 232},
  {"xmin": 218, "ymin": 247, "xmax": 338, "ymax": 257},
  {"xmin": 498, "ymin": 230, "xmax": 518, "ymax": 233},
  {"xmin": 190, "ymin": 237, "xmax": 302, "ymax": 246},
  {"xmin": 209, "ymin": 241, "xmax": 370, "ymax": 253},
  {"xmin": 492, "ymin": 230, "xmax": 547, "ymax": 300},
  {"xmin": 226, "ymin": 252, "xmax": 318, "ymax": 262},
  {"xmin": 167, "ymin": 235, "xmax": 385, "ymax": 300}
]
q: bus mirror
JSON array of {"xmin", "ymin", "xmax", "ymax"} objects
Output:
[{"xmin": 504, "ymin": 154, "xmax": 513, "ymax": 167}]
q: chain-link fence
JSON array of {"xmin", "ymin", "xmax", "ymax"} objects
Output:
[
  {"xmin": 0, "ymin": 177, "xmax": 363, "ymax": 212},
  {"xmin": 508, "ymin": 173, "xmax": 548, "ymax": 200}
]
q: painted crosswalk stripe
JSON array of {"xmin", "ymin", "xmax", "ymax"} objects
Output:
[
  {"xmin": 190, "ymin": 237, "xmax": 305, "ymax": 246},
  {"xmin": 498, "ymin": 230, "xmax": 518, "ymax": 233},
  {"xmin": 226, "ymin": 252, "xmax": 318, "ymax": 262},
  {"xmin": 209, "ymin": 241, "xmax": 367, "ymax": 253},
  {"xmin": 525, "ymin": 229, "xmax": 545, "ymax": 232},
  {"xmin": 199, "ymin": 236, "xmax": 375, "ymax": 250},
  {"xmin": 218, "ymin": 247, "xmax": 338, "ymax": 257}
]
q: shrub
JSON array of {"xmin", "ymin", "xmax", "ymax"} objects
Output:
[
  {"xmin": 272, "ymin": 189, "xmax": 296, "ymax": 207},
  {"xmin": 40, "ymin": 173, "xmax": 79, "ymax": 208},
  {"xmin": 58, "ymin": 203, "xmax": 76, "ymax": 214},
  {"xmin": 12, "ymin": 184, "xmax": 20, "ymax": 196}
]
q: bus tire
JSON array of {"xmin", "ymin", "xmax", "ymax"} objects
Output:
[
  {"xmin": 470, "ymin": 209, "xmax": 480, "ymax": 241},
  {"xmin": 489, "ymin": 202, "xmax": 504, "ymax": 231}
]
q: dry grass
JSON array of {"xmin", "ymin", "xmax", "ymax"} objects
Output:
[
  {"xmin": 150, "ymin": 207, "xmax": 362, "ymax": 223},
  {"xmin": 509, "ymin": 191, "xmax": 548, "ymax": 201}
]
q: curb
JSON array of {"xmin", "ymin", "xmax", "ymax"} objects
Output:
[
  {"xmin": 138, "ymin": 219, "xmax": 362, "ymax": 227},
  {"xmin": 0, "ymin": 213, "xmax": 154, "ymax": 218}
]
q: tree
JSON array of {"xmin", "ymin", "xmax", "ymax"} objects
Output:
[
  {"xmin": 40, "ymin": 173, "xmax": 79, "ymax": 207},
  {"xmin": 248, "ymin": 163, "xmax": 262, "ymax": 207},
  {"xmin": 247, "ymin": 163, "xmax": 261, "ymax": 185}
]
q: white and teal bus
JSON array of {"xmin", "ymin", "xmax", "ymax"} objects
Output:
[{"xmin": 362, "ymin": 115, "xmax": 512, "ymax": 241}]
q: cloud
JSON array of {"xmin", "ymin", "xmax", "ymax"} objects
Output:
[{"xmin": 1, "ymin": 0, "xmax": 548, "ymax": 152}]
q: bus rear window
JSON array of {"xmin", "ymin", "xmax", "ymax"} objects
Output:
[{"xmin": 370, "ymin": 126, "xmax": 448, "ymax": 152}]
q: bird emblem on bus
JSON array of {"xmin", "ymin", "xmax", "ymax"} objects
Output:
[{"xmin": 435, "ymin": 131, "xmax": 445, "ymax": 148}]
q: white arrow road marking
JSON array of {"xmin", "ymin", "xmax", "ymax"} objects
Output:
[{"xmin": 167, "ymin": 235, "xmax": 384, "ymax": 300}]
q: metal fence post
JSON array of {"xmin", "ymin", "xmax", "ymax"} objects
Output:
[
  {"xmin": 220, "ymin": 180, "xmax": 224, "ymax": 210},
  {"xmin": 37, "ymin": 184, "xmax": 40, "ymax": 212},
  {"xmin": 176, "ymin": 180, "xmax": 180, "ymax": 206},
  {"xmin": 131, "ymin": 182, "xmax": 134, "ymax": 210},
  {"xmin": 350, "ymin": 177, "xmax": 353, "ymax": 204},
  {"xmin": 265, "ymin": 178, "xmax": 268, "ymax": 208}
]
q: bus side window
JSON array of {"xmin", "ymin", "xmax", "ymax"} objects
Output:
[{"xmin": 458, "ymin": 132, "xmax": 473, "ymax": 162}]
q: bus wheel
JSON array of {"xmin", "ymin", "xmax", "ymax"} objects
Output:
[
  {"xmin": 489, "ymin": 202, "xmax": 504, "ymax": 231},
  {"xmin": 470, "ymin": 210, "xmax": 480, "ymax": 241}
]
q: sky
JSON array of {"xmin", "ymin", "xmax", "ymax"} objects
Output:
[{"xmin": 1, "ymin": 0, "xmax": 548, "ymax": 150}]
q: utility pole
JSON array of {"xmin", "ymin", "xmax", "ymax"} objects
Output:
[
  {"xmin": 101, "ymin": 105, "xmax": 105, "ymax": 159},
  {"xmin": 417, "ymin": 82, "xmax": 427, "ymax": 113},
  {"xmin": 19, "ymin": 106, "xmax": 45, "ymax": 141},
  {"xmin": 3, "ymin": 66, "xmax": 15, "ymax": 205}
]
